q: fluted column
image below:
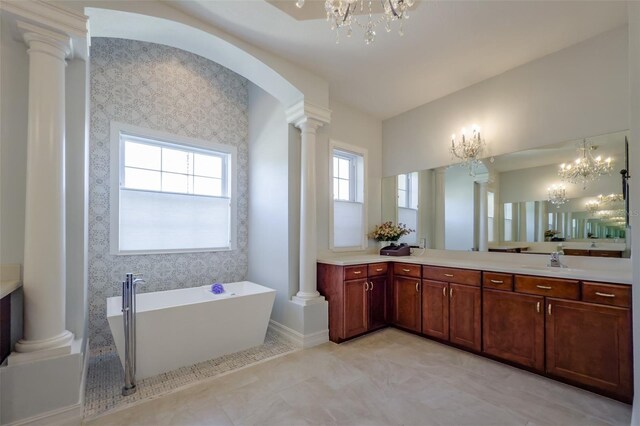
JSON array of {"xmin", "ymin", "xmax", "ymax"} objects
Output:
[
  {"xmin": 13, "ymin": 22, "xmax": 74, "ymax": 356},
  {"xmin": 293, "ymin": 118, "xmax": 324, "ymax": 304}
]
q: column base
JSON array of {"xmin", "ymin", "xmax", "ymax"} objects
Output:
[
  {"xmin": 292, "ymin": 294, "xmax": 325, "ymax": 306},
  {"xmin": 10, "ymin": 330, "xmax": 74, "ymax": 365}
]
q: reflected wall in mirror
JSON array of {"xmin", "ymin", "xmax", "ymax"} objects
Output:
[{"xmin": 382, "ymin": 130, "xmax": 630, "ymax": 257}]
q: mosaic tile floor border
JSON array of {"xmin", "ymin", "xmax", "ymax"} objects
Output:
[{"xmin": 83, "ymin": 330, "xmax": 298, "ymax": 420}]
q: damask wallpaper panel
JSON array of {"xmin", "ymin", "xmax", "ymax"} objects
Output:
[{"xmin": 89, "ymin": 38, "xmax": 249, "ymax": 348}]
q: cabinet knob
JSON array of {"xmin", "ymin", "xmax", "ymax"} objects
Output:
[
  {"xmin": 444, "ymin": 273, "xmax": 454, "ymax": 278},
  {"xmin": 490, "ymin": 280, "xmax": 504, "ymax": 284},
  {"xmin": 376, "ymin": 268, "xmax": 383, "ymax": 272},
  {"xmin": 595, "ymin": 292, "xmax": 615, "ymax": 298},
  {"xmin": 548, "ymin": 304, "xmax": 552, "ymax": 315},
  {"xmin": 370, "ymin": 281, "xmax": 375, "ymax": 291},
  {"xmin": 442, "ymin": 287, "xmax": 446, "ymax": 297},
  {"xmin": 536, "ymin": 285, "xmax": 552, "ymax": 290},
  {"xmin": 415, "ymin": 282, "xmax": 420, "ymax": 292},
  {"xmin": 536, "ymin": 301, "xmax": 540, "ymax": 313},
  {"xmin": 364, "ymin": 282, "xmax": 370, "ymax": 291},
  {"xmin": 354, "ymin": 271, "xmax": 362, "ymax": 275},
  {"xmin": 449, "ymin": 287, "xmax": 453, "ymax": 298},
  {"xmin": 403, "ymin": 268, "xmax": 411, "ymax": 273}
]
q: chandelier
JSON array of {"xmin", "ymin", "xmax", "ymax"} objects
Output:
[
  {"xmin": 598, "ymin": 209, "xmax": 625, "ymax": 220},
  {"xmin": 558, "ymin": 140, "xmax": 613, "ymax": 189},
  {"xmin": 296, "ymin": 0, "xmax": 414, "ymax": 44},
  {"xmin": 450, "ymin": 125, "xmax": 485, "ymax": 176},
  {"xmin": 547, "ymin": 184, "xmax": 568, "ymax": 208},
  {"xmin": 597, "ymin": 193, "xmax": 624, "ymax": 205},
  {"xmin": 585, "ymin": 200, "xmax": 600, "ymax": 214}
]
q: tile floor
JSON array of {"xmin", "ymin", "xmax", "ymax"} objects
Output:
[{"xmin": 85, "ymin": 328, "xmax": 631, "ymax": 426}]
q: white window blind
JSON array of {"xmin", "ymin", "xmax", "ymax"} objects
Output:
[{"xmin": 111, "ymin": 122, "xmax": 236, "ymax": 254}]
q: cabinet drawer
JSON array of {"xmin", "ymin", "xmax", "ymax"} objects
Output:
[
  {"xmin": 590, "ymin": 250, "xmax": 622, "ymax": 258},
  {"xmin": 562, "ymin": 248, "xmax": 590, "ymax": 256},
  {"xmin": 393, "ymin": 263, "xmax": 421, "ymax": 278},
  {"xmin": 368, "ymin": 263, "xmax": 388, "ymax": 277},
  {"xmin": 582, "ymin": 282, "xmax": 630, "ymax": 308},
  {"xmin": 344, "ymin": 265, "xmax": 367, "ymax": 281},
  {"xmin": 514, "ymin": 275, "xmax": 579, "ymax": 300},
  {"xmin": 483, "ymin": 272, "xmax": 513, "ymax": 291},
  {"xmin": 423, "ymin": 266, "xmax": 481, "ymax": 286}
]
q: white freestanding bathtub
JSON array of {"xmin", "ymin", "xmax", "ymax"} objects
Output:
[{"xmin": 106, "ymin": 281, "xmax": 276, "ymax": 379}]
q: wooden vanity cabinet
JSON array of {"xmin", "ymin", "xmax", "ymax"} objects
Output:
[
  {"xmin": 318, "ymin": 262, "xmax": 389, "ymax": 343},
  {"xmin": 482, "ymin": 287, "xmax": 544, "ymax": 371},
  {"xmin": 545, "ymin": 298, "xmax": 632, "ymax": 401},
  {"xmin": 421, "ymin": 267, "xmax": 481, "ymax": 351},
  {"xmin": 392, "ymin": 264, "xmax": 422, "ymax": 333}
]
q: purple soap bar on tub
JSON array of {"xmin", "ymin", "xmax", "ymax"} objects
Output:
[{"xmin": 211, "ymin": 283, "xmax": 225, "ymax": 294}]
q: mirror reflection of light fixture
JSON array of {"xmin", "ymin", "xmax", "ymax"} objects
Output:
[
  {"xmin": 585, "ymin": 200, "xmax": 600, "ymax": 214},
  {"xmin": 296, "ymin": 0, "xmax": 415, "ymax": 44},
  {"xmin": 547, "ymin": 184, "xmax": 568, "ymax": 208},
  {"xmin": 597, "ymin": 193, "xmax": 624, "ymax": 205},
  {"xmin": 450, "ymin": 125, "xmax": 485, "ymax": 177},
  {"xmin": 558, "ymin": 139, "xmax": 613, "ymax": 189},
  {"xmin": 597, "ymin": 209, "xmax": 625, "ymax": 220}
]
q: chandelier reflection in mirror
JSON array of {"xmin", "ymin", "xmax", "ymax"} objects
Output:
[
  {"xmin": 450, "ymin": 125, "xmax": 485, "ymax": 177},
  {"xmin": 597, "ymin": 193, "xmax": 624, "ymax": 206},
  {"xmin": 547, "ymin": 184, "xmax": 568, "ymax": 208},
  {"xmin": 585, "ymin": 200, "xmax": 600, "ymax": 214},
  {"xmin": 558, "ymin": 139, "xmax": 613, "ymax": 190},
  {"xmin": 296, "ymin": 0, "xmax": 414, "ymax": 44}
]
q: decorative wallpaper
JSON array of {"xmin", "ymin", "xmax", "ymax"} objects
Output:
[{"xmin": 89, "ymin": 38, "xmax": 249, "ymax": 348}]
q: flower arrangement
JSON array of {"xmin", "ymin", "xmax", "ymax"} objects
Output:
[
  {"xmin": 544, "ymin": 229, "xmax": 557, "ymax": 241},
  {"xmin": 369, "ymin": 221, "xmax": 414, "ymax": 242}
]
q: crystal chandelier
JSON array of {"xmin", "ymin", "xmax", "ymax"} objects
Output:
[
  {"xmin": 450, "ymin": 125, "xmax": 485, "ymax": 176},
  {"xmin": 597, "ymin": 193, "xmax": 624, "ymax": 205},
  {"xmin": 296, "ymin": 0, "xmax": 414, "ymax": 44},
  {"xmin": 585, "ymin": 200, "xmax": 600, "ymax": 214},
  {"xmin": 547, "ymin": 184, "xmax": 568, "ymax": 208},
  {"xmin": 558, "ymin": 140, "xmax": 613, "ymax": 190}
]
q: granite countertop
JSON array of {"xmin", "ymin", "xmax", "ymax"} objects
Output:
[
  {"xmin": 317, "ymin": 249, "xmax": 633, "ymax": 285},
  {"xmin": 1, "ymin": 264, "xmax": 23, "ymax": 299}
]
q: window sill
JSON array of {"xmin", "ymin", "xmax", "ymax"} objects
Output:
[{"xmin": 112, "ymin": 247, "xmax": 234, "ymax": 256}]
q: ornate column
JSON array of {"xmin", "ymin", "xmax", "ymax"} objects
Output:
[
  {"xmin": 12, "ymin": 21, "xmax": 74, "ymax": 358},
  {"xmin": 286, "ymin": 101, "xmax": 331, "ymax": 306}
]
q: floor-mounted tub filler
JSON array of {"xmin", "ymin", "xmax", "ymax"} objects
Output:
[{"xmin": 107, "ymin": 281, "xmax": 276, "ymax": 380}]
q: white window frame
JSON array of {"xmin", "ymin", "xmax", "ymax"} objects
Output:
[
  {"xmin": 329, "ymin": 140, "xmax": 368, "ymax": 252},
  {"xmin": 109, "ymin": 121, "xmax": 238, "ymax": 255}
]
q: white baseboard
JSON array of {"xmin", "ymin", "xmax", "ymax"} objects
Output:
[{"xmin": 268, "ymin": 320, "xmax": 329, "ymax": 349}]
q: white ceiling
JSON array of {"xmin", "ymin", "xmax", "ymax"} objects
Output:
[{"xmin": 167, "ymin": 1, "xmax": 628, "ymax": 119}]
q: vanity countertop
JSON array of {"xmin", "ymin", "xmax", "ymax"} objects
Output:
[
  {"xmin": 0, "ymin": 264, "xmax": 22, "ymax": 299},
  {"xmin": 317, "ymin": 250, "xmax": 633, "ymax": 285}
]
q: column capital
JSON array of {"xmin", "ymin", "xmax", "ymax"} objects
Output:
[
  {"xmin": 1, "ymin": 1, "xmax": 88, "ymax": 60},
  {"xmin": 286, "ymin": 99, "xmax": 331, "ymax": 128},
  {"xmin": 18, "ymin": 21, "xmax": 71, "ymax": 60}
]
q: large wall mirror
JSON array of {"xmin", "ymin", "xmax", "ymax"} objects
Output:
[{"xmin": 382, "ymin": 130, "xmax": 630, "ymax": 258}]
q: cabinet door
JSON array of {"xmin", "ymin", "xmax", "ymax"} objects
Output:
[
  {"xmin": 368, "ymin": 276, "xmax": 387, "ymax": 331},
  {"xmin": 546, "ymin": 298, "xmax": 633, "ymax": 401},
  {"xmin": 449, "ymin": 283, "xmax": 481, "ymax": 351},
  {"xmin": 482, "ymin": 289, "xmax": 544, "ymax": 371},
  {"xmin": 392, "ymin": 277, "xmax": 421, "ymax": 332},
  {"xmin": 343, "ymin": 279, "xmax": 368, "ymax": 339},
  {"xmin": 421, "ymin": 280, "xmax": 449, "ymax": 340}
]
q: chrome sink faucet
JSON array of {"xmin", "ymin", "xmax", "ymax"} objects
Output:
[{"xmin": 548, "ymin": 251, "xmax": 566, "ymax": 268}]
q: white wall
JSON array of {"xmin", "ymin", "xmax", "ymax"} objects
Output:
[
  {"xmin": 444, "ymin": 167, "xmax": 475, "ymax": 251},
  {"xmin": 247, "ymin": 83, "xmax": 294, "ymax": 327},
  {"xmin": 382, "ymin": 26, "xmax": 629, "ymax": 177},
  {"xmin": 317, "ymin": 100, "xmax": 383, "ymax": 255},
  {"xmin": 499, "ymin": 163, "xmax": 620, "ymax": 204},
  {"xmin": 628, "ymin": 3, "xmax": 640, "ymax": 423},
  {"xmin": 0, "ymin": 14, "xmax": 28, "ymax": 265}
]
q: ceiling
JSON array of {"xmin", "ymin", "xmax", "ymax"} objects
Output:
[{"xmin": 167, "ymin": 1, "xmax": 628, "ymax": 120}]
